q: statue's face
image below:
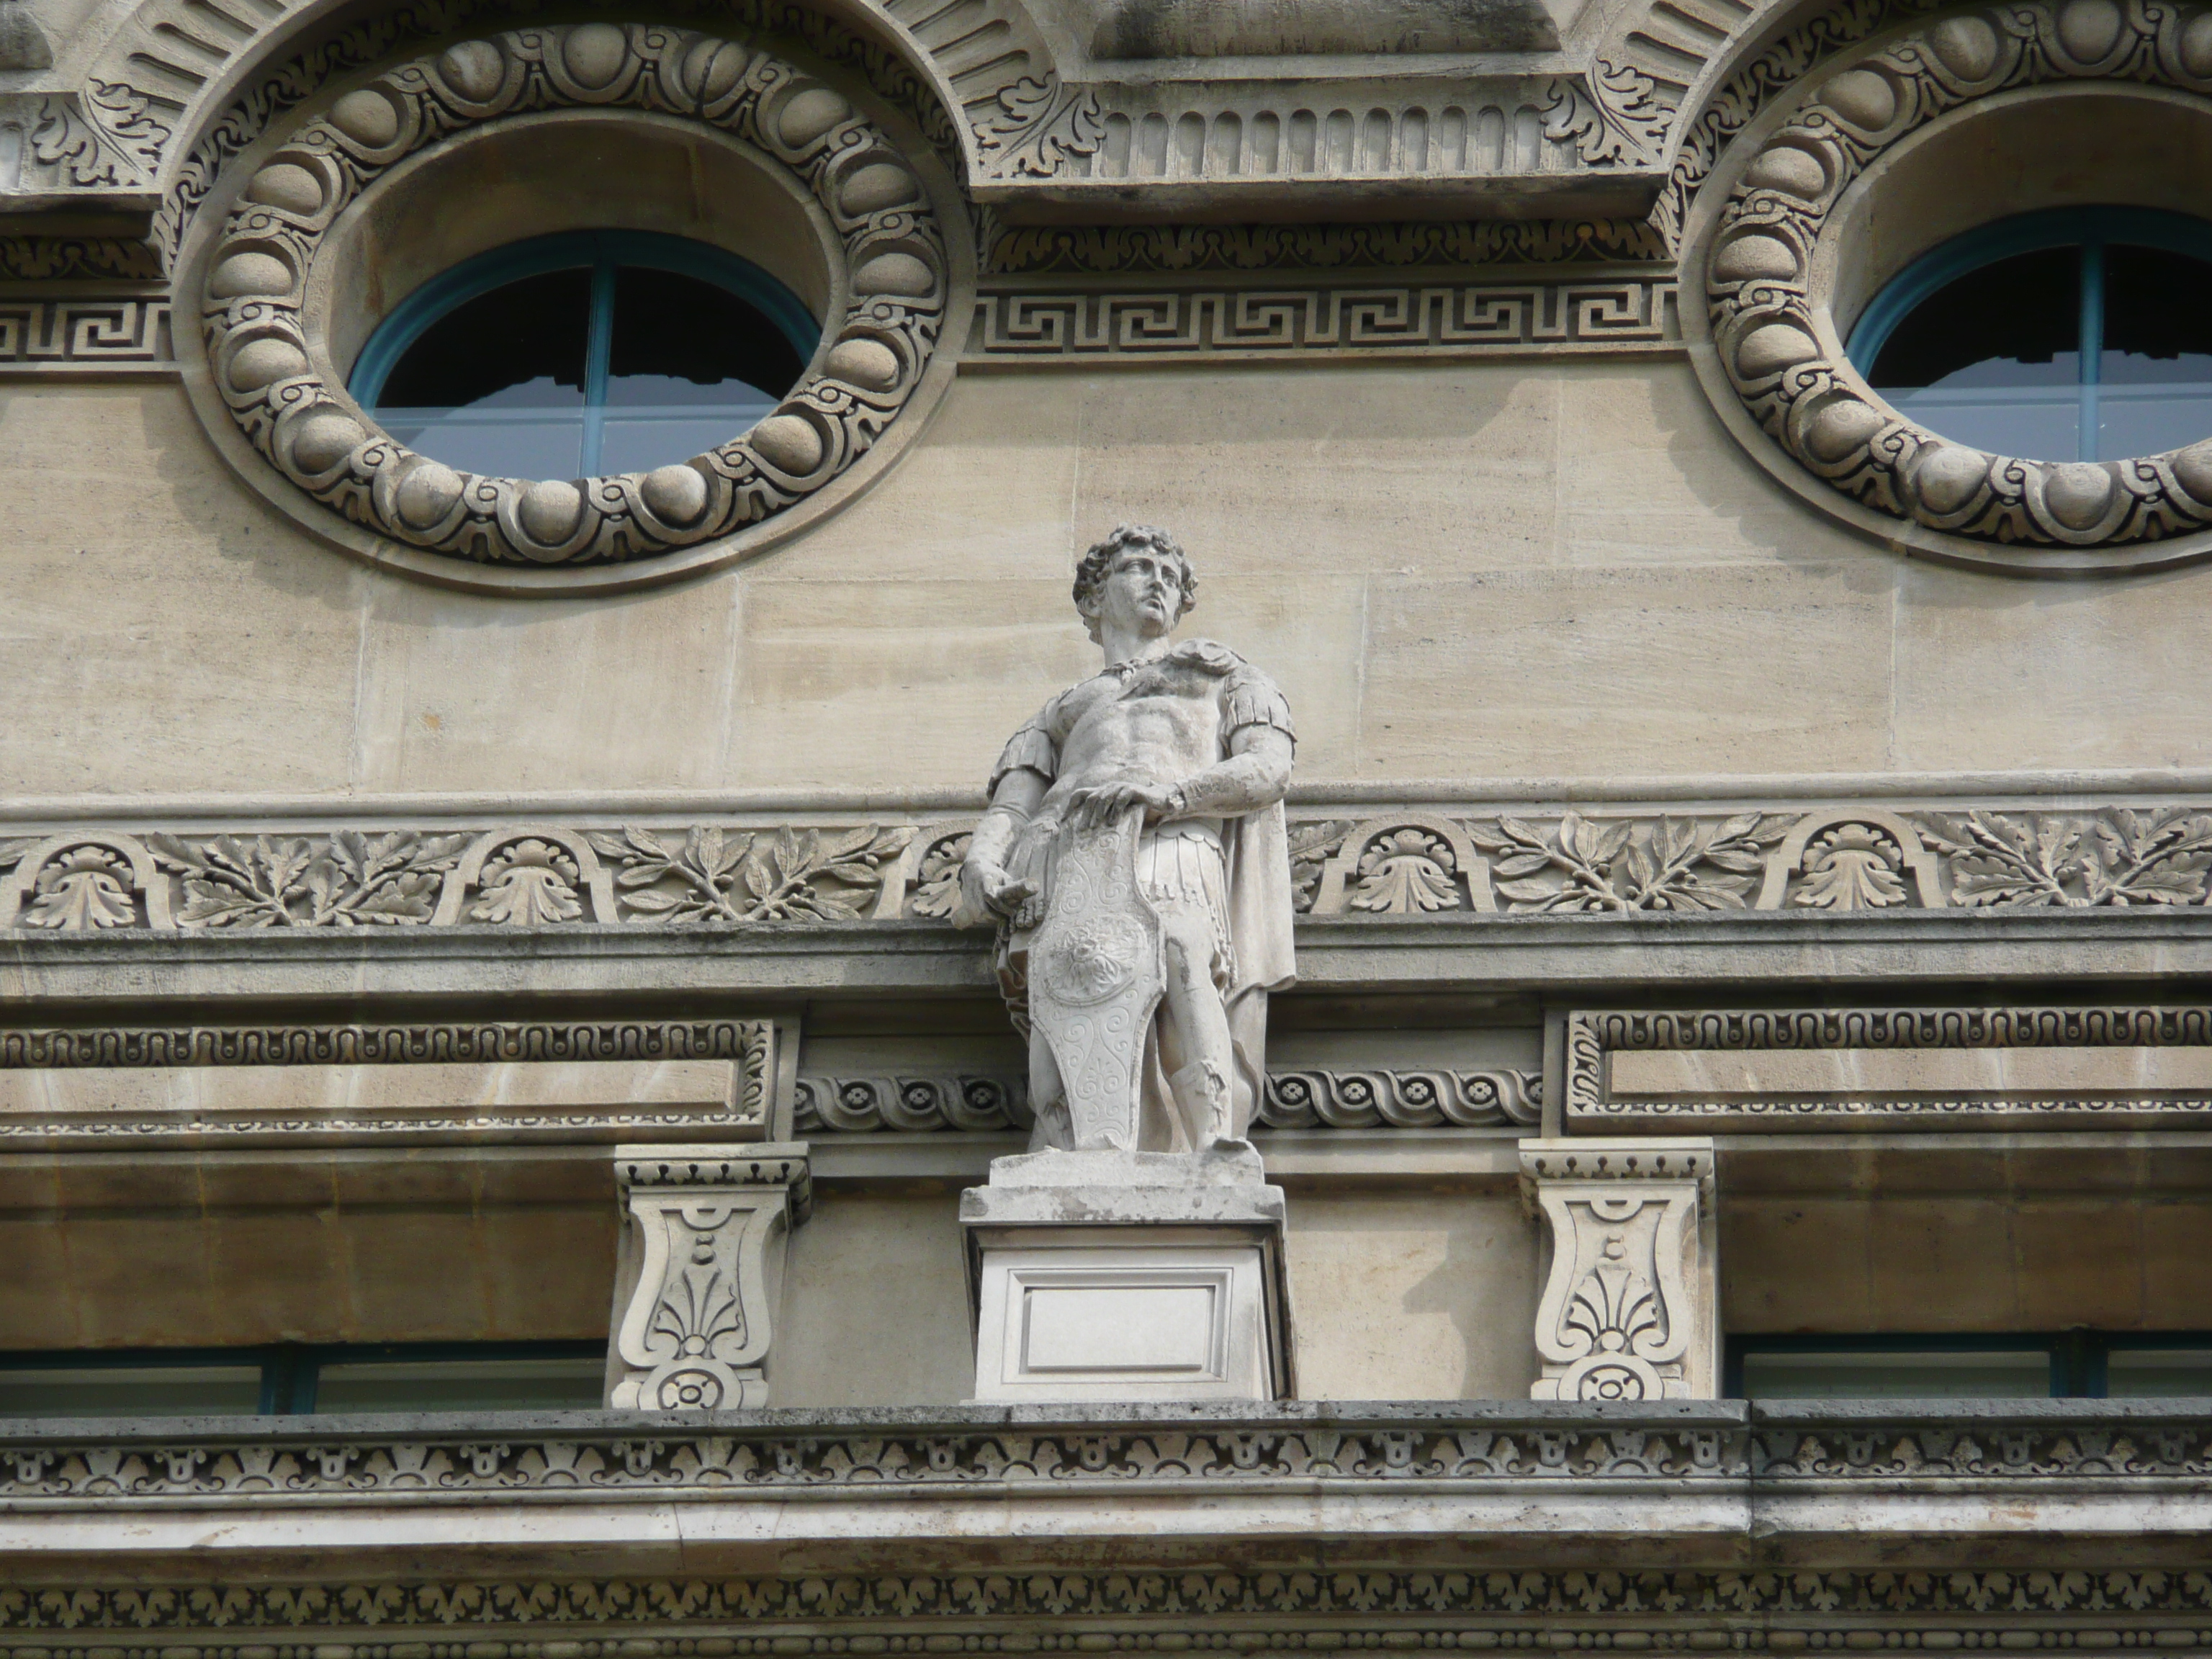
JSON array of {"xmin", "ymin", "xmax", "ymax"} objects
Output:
[{"xmin": 1096, "ymin": 544, "xmax": 1184, "ymax": 639}]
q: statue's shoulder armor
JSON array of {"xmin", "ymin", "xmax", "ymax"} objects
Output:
[{"xmin": 1169, "ymin": 638, "xmax": 1247, "ymax": 675}]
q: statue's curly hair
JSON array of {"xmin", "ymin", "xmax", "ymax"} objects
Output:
[{"xmin": 1072, "ymin": 524, "xmax": 1198, "ymax": 642}]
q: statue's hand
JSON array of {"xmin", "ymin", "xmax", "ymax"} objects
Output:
[
  {"xmin": 1066, "ymin": 781, "xmax": 1181, "ymax": 830},
  {"xmin": 958, "ymin": 859, "xmax": 1037, "ymax": 924}
]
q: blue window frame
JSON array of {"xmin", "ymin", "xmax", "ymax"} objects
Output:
[
  {"xmin": 349, "ymin": 230, "xmax": 820, "ymax": 480},
  {"xmin": 0, "ymin": 1341, "xmax": 608, "ymax": 1417},
  {"xmin": 1845, "ymin": 207, "xmax": 2212, "ymax": 464},
  {"xmin": 1729, "ymin": 1331, "xmax": 2212, "ymax": 1398}
]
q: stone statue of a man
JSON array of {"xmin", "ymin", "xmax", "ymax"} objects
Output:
[{"xmin": 961, "ymin": 525, "xmax": 1295, "ymax": 1157}]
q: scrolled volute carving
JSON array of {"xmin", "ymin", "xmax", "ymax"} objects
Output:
[
  {"xmin": 1521, "ymin": 1138, "xmax": 1717, "ymax": 1403},
  {"xmin": 1699, "ymin": 0, "xmax": 2212, "ymax": 570},
  {"xmin": 1259, "ymin": 1068, "xmax": 1539, "ymax": 1129},
  {"xmin": 198, "ymin": 24, "xmax": 947, "ymax": 575},
  {"xmin": 610, "ymin": 1143, "xmax": 811, "ymax": 1412},
  {"xmin": 793, "ymin": 1074, "xmax": 1028, "ymax": 1132}
]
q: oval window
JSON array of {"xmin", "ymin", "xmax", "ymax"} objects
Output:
[
  {"xmin": 1847, "ymin": 208, "xmax": 2212, "ymax": 464},
  {"xmin": 349, "ymin": 230, "xmax": 820, "ymax": 480}
]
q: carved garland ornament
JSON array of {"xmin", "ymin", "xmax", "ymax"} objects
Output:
[
  {"xmin": 199, "ymin": 24, "xmax": 945, "ymax": 571},
  {"xmin": 1703, "ymin": 0, "xmax": 2212, "ymax": 570}
]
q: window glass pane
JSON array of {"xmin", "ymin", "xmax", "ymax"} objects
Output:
[
  {"xmin": 2105, "ymin": 1348, "xmax": 2212, "ymax": 1396},
  {"xmin": 598, "ymin": 265, "xmax": 809, "ymax": 475},
  {"xmin": 1740, "ymin": 1349, "xmax": 2051, "ymax": 1398},
  {"xmin": 374, "ymin": 266, "xmax": 592, "ymax": 480},
  {"xmin": 1869, "ymin": 246, "xmax": 2081, "ymax": 461},
  {"xmin": 2094, "ymin": 245, "xmax": 2212, "ymax": 461},
  {"xmin": 312, "ymin": 1357, "xmax": 604, "ymax": 1413},
  {"xmin": 0, "ymin": 1364, "xmax": 262, "ymax": 1418}
]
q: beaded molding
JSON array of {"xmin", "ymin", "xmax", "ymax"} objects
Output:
[{"xmin": 197, "ymin": 24, "xmax": 946, "ymax": 576}]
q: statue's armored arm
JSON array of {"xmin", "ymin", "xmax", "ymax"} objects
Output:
[
  {"xmin": 960, "ymin": 766, "xmax": 1048, "ymax": 922},
  {"xmin": 1161, "ymin": 725, "xmax": 1294, "ymax": 822}
]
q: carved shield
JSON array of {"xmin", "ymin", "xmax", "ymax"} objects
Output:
[{"xmin": 1028, "ymin": 809, "xmax": 1165, "ymax": 1149}]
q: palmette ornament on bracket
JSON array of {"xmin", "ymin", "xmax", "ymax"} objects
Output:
[
  {"xmin": 1521, "ymin": 1139, "xmax": 1718, "ymax": 1401},
  {"xmin": 608, "ymin": 1144, "xmax": 810, "ymax": 1412}
]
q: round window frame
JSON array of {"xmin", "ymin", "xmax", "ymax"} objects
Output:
[
  {"xmin": 1684, "ymin": 1, "xmax": 2212, "ymax": 576},
  {"xmin": 179, "ymin": 23, "xmax": 964, "ymax": 595}
]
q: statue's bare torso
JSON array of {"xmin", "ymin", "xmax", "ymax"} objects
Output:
[{"xmin": 1038, "ymin": 670, "xmax": 1229, "ymax": 827}]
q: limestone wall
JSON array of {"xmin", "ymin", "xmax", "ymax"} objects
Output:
[{"xmin": 8, "ymin": 362, "xmax": 2208, "ymax": 802}]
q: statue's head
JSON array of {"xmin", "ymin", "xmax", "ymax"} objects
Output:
[{"xmin": 1073, "ymin": 524, "xmax": 1199, "ymax": 644}]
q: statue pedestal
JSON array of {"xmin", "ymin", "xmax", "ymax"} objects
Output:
[{"xmin": 959, "ymin": 1149, "xmax": 1293, "ymax": 1403}]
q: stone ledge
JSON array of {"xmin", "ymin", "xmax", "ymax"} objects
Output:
[
  {"xmin": 6, "ymin": 1399, "xmax": 2212, "ymax": 1499},
  {"xmin": 9, "ymin": 908, "xmax": 2212, "ymax": 1005},
  {"xmin": 1, "ymin": 1403, "xmax": 2211, "ymax": 1583}
]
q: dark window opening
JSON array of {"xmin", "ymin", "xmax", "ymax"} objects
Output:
[
  {"xmin": 1848, "ymin": 207, "xmax": 2212, "ymax": 463},
  {"xmin": 1728, "ymin": 1332, "xmax": 2212, "ymax": 1398},
  {"xmin": 351, "ymin": 230, "xmax": 817, "ymax": 481},
  {"xmin": 0, "ymin": 1342, "xmax": 607, "ymax": 1417}
]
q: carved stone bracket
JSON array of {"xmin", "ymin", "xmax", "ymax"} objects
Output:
[
  {"xmin": 608, "ymin": 1143, "xmax": 811, "ymax": 1411},
  {"xmin": 1520, "ymin": 1138, "xmax": 1717, "ymax": 1402}
]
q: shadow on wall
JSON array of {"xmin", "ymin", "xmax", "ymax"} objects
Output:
[
  {"xmin": 138, "ymin": 386, "xmax": 377, "ymax": 613},
  {"xmin": 1291, "ymin": 1188, "xmax": 1540, "ymax": 1401}
]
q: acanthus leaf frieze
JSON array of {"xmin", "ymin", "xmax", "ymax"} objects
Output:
[
  {"xmin": 977, "ymin": 218, "xmax": 1671, "ymax": 274},
  {"xmin": 10, "ymin": 1403, "xmax": 2212, "ymax": 1506},
  {"xmin": 12, "ymin": 800, "xmax": 2212, "ymax": 932}
]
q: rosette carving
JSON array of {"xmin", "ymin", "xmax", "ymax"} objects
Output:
[{"xmin": 199, "ymin": 24, "xmax": 946, "ymax": 572}]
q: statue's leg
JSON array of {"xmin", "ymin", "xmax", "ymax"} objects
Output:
[
  {"xmin": 1028, "ymin": 1021, "xmax": 1074, "ymax": 1152},
  {"xmin": 1159, "ymin": 914, "xmax": 1238, "ymax": 1153}
]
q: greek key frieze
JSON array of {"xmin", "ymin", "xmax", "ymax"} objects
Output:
[
  {"xmin": 967, "ymin": 280, "xmax": 1675, "ymax": 361},
  {"xmin": 0, "ymin": 1020, "xmax": 774, "ymax": 1143},
  {"xmin": 0, "ymin": 299, "xmax": 171, "ymax": 364},
  {"xmin": 0, "ymin": 1019, "xmax": 770, "ymax": 1071}
]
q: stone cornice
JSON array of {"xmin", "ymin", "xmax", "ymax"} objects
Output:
[
  {"xmin": 10, "ymin": 907, "xmax": 2212, "ymax": 1007},
  {"xmin": 3, "ymin": 1404, "xmax": 2212, "ymax": 1609},
  {"xmin": 6, "ymin": 1398, "xmax": 2211, "ymax": 1501}
]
